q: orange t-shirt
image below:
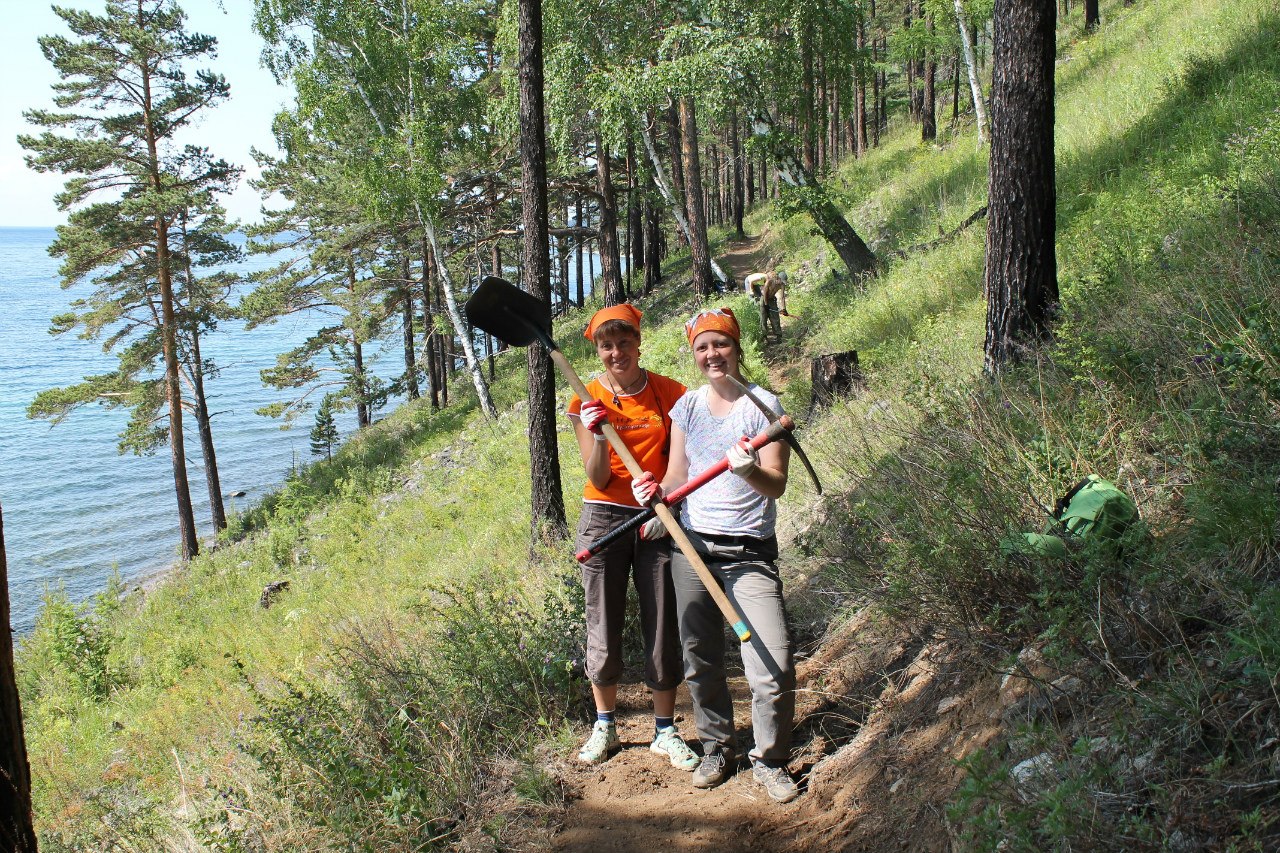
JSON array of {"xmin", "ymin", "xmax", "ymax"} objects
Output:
[{"xmin": 567, "ymin": 372, "xmax": 687, "ymax": 507}]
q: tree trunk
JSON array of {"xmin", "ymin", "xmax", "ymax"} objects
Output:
[
  {"xmin": 178, "ymin": 224, "xmax": 226, "ymax": 533},
  {"xmin": 517, "ymin": 0, "xmax": 567, "ymax": 542},
  {"xmin": 490, "ymin": 240, "xmax": 501, "ymax": 379},
  {"xmin": 400, "ymin": 253, "xmax": 419, "ymax": 401},
  {"xmin": 594, "ymin": 133, "xmax": 625, "ymax": 305},
  {"xmin": 637, "ymin": 114, "xmax": 731, "ymax": 286},
  {"xmin": 801, "ymin": 26, "xmax": 816, "ymax": 172},
  {"xmin": 352, "ymin": 336, "xmax": 370, "ymax": 428},
  {"xmin": 856, "ymin": 14, "xmax": 869, "ymax": 157},
  {"xmin": 421, "ymin": 213, "xmax": 496, "ymax": 417},
  {"xmin": 664, "ymin": 106, "xmax": 688, "ymax": 247},
  {"xmin": 956, "ymin": 0, "xmax": 990, "ymax": 144},
  {"xmin": 0, "ymin": 505, "xmax": 37, "ymax": 853},
  {"xmin": 436, "ymin": 260, "xmax": 450, "ymax": 405},
  {"xmin": 729, "ymin": 110, "xmax": 745, "ymax": 238},
  {"xmin": 155, "ymin": 223, "xmax": 199, "ymax": 559},
  {"xmin": 627, "ymin": 138, "xmax": 644, "ymax": 278},
  {"xmin": 922, "ymin": 13, "xmax": 937, "ymax": 141},
  {"xmin": 983, "ymin": 0, "xmax": 1058, "ymax": 372},
  {"xmin": 809, "ymin": 351, "xmax": 863, "ymax": 414},
  {"xmin": 1084, "ymin": 0, "xmax": 1100, "ymax": 31},
  {"xmin": 421, "ymin": 241, "xmax": 440, "ymax": 410},
  {"xmin": 644, "ymin": 190, "xmax": 661, "ymax": 294},
  {"xmin": 750, "ymin": 110, "xmax": 877, "ymax": 278},
  {"xmin": 679, "ymin": 98, "xmax": 717, "ymax": 298},
  {"xmin": 188, "ymin": 331, "xmax": 226, "ymax": 532}
]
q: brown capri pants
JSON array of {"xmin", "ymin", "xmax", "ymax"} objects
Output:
[{"xmin": 577, "ymin": 502, "xmax": 682, "ymax": 691}]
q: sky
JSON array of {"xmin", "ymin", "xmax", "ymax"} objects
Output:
[{"xmin": 0, "ymin": 0, "xmax": 294, "ymax": 227}]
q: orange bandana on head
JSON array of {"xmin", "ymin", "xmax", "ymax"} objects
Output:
[
  {"xmin": 684, "ymin": 307, "xmax": 740, "ymax": 346},
  {"xmin": 584, "ymin": 303, "xmax": 643, "ymax": 340}
]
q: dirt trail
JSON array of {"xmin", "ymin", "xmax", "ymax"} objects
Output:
[
  {"xmin": 717, "ymin": 233, "xmax": 775, "ymax": 284},
  {"xmin": 552, "ymin": 679, "xmax": 794, "ymax": 853},
  {"xmin": 548, "ymin": 602, "xmax": 1010, "ymax": 853}
]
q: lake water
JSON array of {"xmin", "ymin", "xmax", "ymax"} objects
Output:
[{"xmin": 0, "ymin": 226, "xmax": 405, "ymax": 632}]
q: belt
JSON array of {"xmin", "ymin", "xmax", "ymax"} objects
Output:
[{"xmin": 699, "ymin": 532, "xmax": 776, "ymax": 547}]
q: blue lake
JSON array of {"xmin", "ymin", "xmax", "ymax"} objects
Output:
[{"xmin": 0, "ymin": 226, "xmax": 407, "ymax": 632}]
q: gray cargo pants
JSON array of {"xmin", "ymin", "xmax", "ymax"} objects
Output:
[{"xmin": 671, "ymin": 532, "xmax": 795, "ymax": 765}]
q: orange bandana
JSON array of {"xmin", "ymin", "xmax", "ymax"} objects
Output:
[
  {"xmin": 684, "ymin": 307, "xmax": 740, "ymax": 345},
  {"xmin": 584, "ymin": 303, "xmax": 643, "ymax": 340}
]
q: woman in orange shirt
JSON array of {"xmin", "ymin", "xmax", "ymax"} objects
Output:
[{"xmin": 566, "ymin": 304, "xmax": 698, "ymax": 770}]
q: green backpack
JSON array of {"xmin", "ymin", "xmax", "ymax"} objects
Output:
[{"xmin": 1012, "ymin": 475, "xmax": 1140, "ymax": 558}]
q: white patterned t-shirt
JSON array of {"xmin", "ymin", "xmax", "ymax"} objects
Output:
[{"xmin": 670, "ymin": 383, "xmax": 784, "ymax": 538}]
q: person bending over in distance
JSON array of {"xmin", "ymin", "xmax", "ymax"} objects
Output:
[
  {"xmin": 632, "ymin": 306, "xmax": 800, "ymax": 803},
  {"xmin": 566, "ymin": 304, "xmax": 699, "ymax": 771},
  {"xmin": 742, "ymin": 269, "xmax": 789, "ymax": 315}
]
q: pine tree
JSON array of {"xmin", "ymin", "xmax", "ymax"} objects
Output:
[
  {"xmin": 983, "ymin": 0, "xmax": 1058, "ymax": 371},
  {"xmin": 309, "ymin": 395, "xmax": 340, "ymax": 460},
  {"xmin": 0, "ymin": 505, "xmax": 37, "ymax": 852},
  {"xmin": 20, "ymin": 0, "xmax": 239, "ymax": 560}
]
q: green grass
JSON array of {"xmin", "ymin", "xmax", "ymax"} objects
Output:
[{"xmin": 17, "ymin": 0, "xmax": 1280, "ymax": 847}]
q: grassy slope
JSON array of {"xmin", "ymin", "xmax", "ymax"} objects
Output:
[{"xmin": 18, "ymin": 0, "xmax": 1280, "ymax": 847}]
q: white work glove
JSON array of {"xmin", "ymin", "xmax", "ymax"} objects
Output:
[
  {"xmin": 639, "ymin": 515, "xmax": 668, "ymax": 540},
  {"xmin": 726, "ymin": 438, "xmax": 759, "ymax": 478},
  {"xmin": 631, "ymin": 471, "xmax": 662, "ymax": 505},
  {"xmin": 580, "ymin": 398, "xmax": 608, "ymax": 436}
]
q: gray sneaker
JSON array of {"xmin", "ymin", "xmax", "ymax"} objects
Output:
[
  {"xmin": 691, "ymin": 746, "xmax": 735, "ymax": 788},
  {"xmin": 752, "ymin": 763, "xmax": 799, "ymax": 803}
]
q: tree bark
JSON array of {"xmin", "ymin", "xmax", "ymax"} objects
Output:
[
  {"xmin": 177, "ymin": 226, "xmax": 226, "ymax": 533},
  {"xmin": 637, "ymin": 114, "xmax": 731, "ymax": 286},
  {"xmin": 0, "ymin": 505, "xmax": 37, "ymax": 853},
  {"xmin": 517, "ymin": 0, "xmax": 567, "ymax": 541},
  {"xmin": 750, "ymin": 110, "xmax": 877, "ymax": 278},
  {"xmin": 679, "ymin": 97, "xmax": 716, "ymax": 297},
  {"xmin": 400, "ymin": 252, "xmax": 419, "ymax": 401},
  {"xmin": 1084, "ymin": 0, "xmax": 1100, "ymax": 31},
  {"xmin": 956, "ymin": 0, "xmax": 990, "ymax": 144},
  {"xmin": 644, "ymin": 189, "xmax": 661, "ymax": 294},
  {"xmin": 421, "ymin": 241, "xmax": 440, "ymax": 410},
  {"xmin": 594, "ymin": 133, "xmax": 625, "ymax": 305},
  {"xmin": 801, "ymin": 25, "xmax": 816, "ymax": 172},
  {"xmin": 664, "ymin": 106, "xmax": 688, "ymax": 247},
  {"xmin": 922, "ymin": 13, "xmax": 937, "ymax": 142},
  {"xmin": 983, "ymin": 0, "xmax": 1058, "ymax": 372},
  {"xmin": 729, "ymin": 110, "xmax": 745, "ymax": 238},
  {"xmin": 421, "ymin": 213, "xmax": 496, "ymax": 417},
  {"xmin": 188, "ymin": 331, "xmax": 226, "ymax": 532}
]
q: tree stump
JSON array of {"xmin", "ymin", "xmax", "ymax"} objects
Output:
[{"xmin": 809, "ymin": 351, "xmax": 863, "ymax": 413}]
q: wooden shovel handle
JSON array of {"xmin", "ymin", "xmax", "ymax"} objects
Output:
[{"xmin": 549, "ymin": 350, "xmax": 752, "ymax": 641}]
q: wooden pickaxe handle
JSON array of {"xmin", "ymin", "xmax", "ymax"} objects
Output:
[
  {"xmin": 575, "ymin": 416, "xmax": 795, "ymax": 563},
  {"xmin": 550, "ymin": 349, "xmax": 752, "ymax": 641}
]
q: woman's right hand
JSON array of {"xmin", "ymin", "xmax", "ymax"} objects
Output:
[
  {"xmin": 631, "ymin": 471, "xmax": 662, "ymax": 505},
  {"xmin": 580, "ymin": 398, "xmax": 608, "ymax": 434}
]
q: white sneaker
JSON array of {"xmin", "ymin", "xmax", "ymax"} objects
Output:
[
  {"xmin": 650, "ymin": 725, "xmax": 699, "ymax": 770},
  {"xmin": 577, "ymin": 720, "xmax": 620, "ymax": 764}
]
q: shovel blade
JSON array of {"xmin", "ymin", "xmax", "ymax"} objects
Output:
[{"xmin": 465, "ymin": 276, "xmax": 553, "ymax": 349}]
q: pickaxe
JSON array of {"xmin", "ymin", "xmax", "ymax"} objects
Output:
[{"xmin": 725, "ymin": 375, "xmax": 823, "ymax": 495}]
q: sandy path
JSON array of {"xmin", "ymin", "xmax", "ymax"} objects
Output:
[{"xmin": 552, "ymin": 677, "xmax": 800, "ymax": 853}]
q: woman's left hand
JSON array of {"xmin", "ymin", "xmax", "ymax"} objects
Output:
[{"xmin": 726, "ymin": 438, "xmax": 759, "ymax": 478}]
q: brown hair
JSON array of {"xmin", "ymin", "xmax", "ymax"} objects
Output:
[{"xmin": 592, "ymin": 318, "xmax": 641, "ymax": 343}]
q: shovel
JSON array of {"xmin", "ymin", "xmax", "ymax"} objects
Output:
[{"xmin": 465, "ymin": 276, "xmax": 752, "ymax": 641}]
